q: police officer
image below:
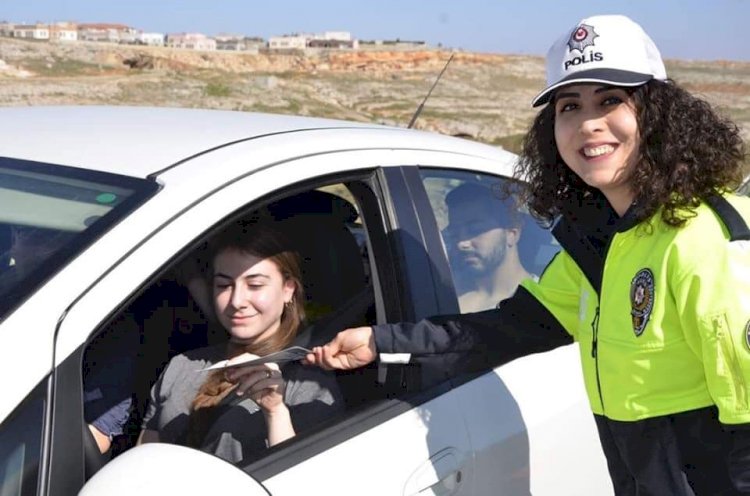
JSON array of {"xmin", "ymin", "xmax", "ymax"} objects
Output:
[{"xmin": 307, "ymin": 14, "xmax": 750, "ymax": 495}]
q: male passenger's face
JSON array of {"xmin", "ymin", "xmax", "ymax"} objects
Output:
[{"xmin": 448, "ymin": 202, "xmax": 509, "ymax": 274}]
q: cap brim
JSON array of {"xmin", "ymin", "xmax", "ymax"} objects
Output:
[{"xmin": 531, "ymin": 68, "xmax": 653, "ymax": 107}]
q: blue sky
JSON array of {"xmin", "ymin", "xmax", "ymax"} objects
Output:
[{"xmin": 3, "ymin": 0, "xmax": 750, "ymax": 61}]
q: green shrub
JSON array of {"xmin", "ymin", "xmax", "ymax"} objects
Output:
[{"xmin": 204, "ymin": 82, "xmax": 231, "ymax": 97}]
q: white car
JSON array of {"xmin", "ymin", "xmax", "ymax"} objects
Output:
[{"xmin": 0, "ymin": 106, "xmax": 612, "ymax": 496}]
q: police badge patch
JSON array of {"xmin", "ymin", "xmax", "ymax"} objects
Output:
[
  {"xmin": 567, "ymin": 23, "xmax": 599, "ymax": 53},
  {"xmin": 630, "ymin": 268, "xmax": 655, "ymax": 337}
]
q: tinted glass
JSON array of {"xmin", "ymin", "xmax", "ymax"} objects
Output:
[
  {"xmin": 0, "ymin": 382, "xmax": 46, "ymax": 496},
  {"xmin": 420, "ymin": 169, "xmax": 560, "ymax": 313},
  {"xmin": 0, "ymin": 158, "xmax": 158, "ymax": 320}
]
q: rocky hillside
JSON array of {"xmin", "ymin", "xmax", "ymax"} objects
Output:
[{"xmin": 1, "ymin": 37, "xmax": 749, "ymax": 152}]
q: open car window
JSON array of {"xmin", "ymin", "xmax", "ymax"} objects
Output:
[{"xmin": 78, "ymin": 178, "xmax": 383, "ymax": 476}]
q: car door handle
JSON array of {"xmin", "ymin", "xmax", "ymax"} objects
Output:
[{"xmin": 404, "ymin": 447, "xmax": 465, "ymax": 496}]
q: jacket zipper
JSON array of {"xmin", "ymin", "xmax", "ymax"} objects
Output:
[
  {"xmin": 590, "ymin": 306, "xmax": 605, "ymax": 413},
  {"xmin": 591, "ymin": 231, "xmax": 618, "ymax": 415}
]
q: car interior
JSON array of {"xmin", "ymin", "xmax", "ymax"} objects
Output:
[{"xmin": 79, "ymin": 182, "xmax": 394, "ymax": 477}]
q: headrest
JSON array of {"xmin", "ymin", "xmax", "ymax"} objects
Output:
[{"xmin": 266, "ymin": 190, "xmax": 358, "ymax": 224}]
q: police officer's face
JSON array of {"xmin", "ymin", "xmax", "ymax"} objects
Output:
[{"xmin": 554, "ymin": 84, "xmax": 640, "ymax": 213}]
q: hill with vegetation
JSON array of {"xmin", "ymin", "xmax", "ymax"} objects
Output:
[{"xmin": 1, "ymin": 37, "xmax": 748, "ymax": 160}]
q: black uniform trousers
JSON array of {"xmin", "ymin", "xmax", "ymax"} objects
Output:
[{"xmin": 595, "ymin": 407, "xmax": 750, "ymax": 495}]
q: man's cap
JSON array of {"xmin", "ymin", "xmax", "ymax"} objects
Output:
[
  {"xmin": 445, "ymin": 183, "xmax": 519, "ymax": 229},
  {"xmin": 532, "ymin": 15, "xmax": 667, "ymax": 107}
]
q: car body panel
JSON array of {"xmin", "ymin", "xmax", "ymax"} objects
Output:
[
  {"xmin": 263, "ymin": 392, "xmax": 475, "ymax": 495},
  {"xmin": 461, "ymin": 346, "xmax": 613, "ymax": 495},
  {"xmin": 0, "ymin": 106, "xmax": 512, "ymax": 177}
]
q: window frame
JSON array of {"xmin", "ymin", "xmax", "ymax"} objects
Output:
[{"xmin": 48, "ymin": 166, "xmax": 430, "ymax": 489}]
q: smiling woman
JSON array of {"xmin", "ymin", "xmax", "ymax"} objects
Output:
[
  {"xmin": 137, "ymin": 221, "xmax": 344, "ymax": 462},
  {"xmin": 307, "ymin": 14, "xmax": 750, "ymax": 495},
  {"xmin": 552, "ymin": 85, "xmax": 640, "ymax": 216}
]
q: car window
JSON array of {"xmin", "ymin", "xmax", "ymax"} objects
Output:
[
  {"xmin": 79, "ymin": 179, "xmax": 381, "ymax": 473},
  {"xmin": 0, "ymin": 381, "xmax": 45, "ymax": 496},
  {"xmin": 420, "ymin": 169, "xmax": 560, "ymax": 313},
  {"xmin": 0, "ymin": 158, "xmax": 157, "ymax": 321}
]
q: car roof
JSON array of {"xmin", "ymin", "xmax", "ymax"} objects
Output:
[{"xmin": 0, "ymin": 106, "xmax": 502, "ymax": 178}]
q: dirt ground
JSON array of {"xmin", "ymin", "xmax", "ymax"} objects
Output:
[{"xmin": 1, "ymin": 37, "xmax": 749, "ymax": 152}]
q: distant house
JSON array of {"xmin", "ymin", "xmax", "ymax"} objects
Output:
[
  {"xmin": 215, "ymin": 34, "xmax": 242, "ymax": 50},
  {"xmin": 0, "ymin": 22, "xmax": 15, "ymax": 37},
  {"xmin": 115, "ymin": 30, "xmax": 164, "ymax": 46},
  {"xmin": 216, "ymin": 34, "xmax": 248, "ymax": 51},
  {"xmin": 139, "ymin": 32, "xmax": 165, "ymax": 46},
  {"xmin": 269, "ymin": 31, "xmax": 358, "ymax": 51},
  {"xmin": 308, "ymin": 38, "xmax": 357, "ymax": 49},
  {"xmin": 12, "ymin": 23, "xmax": 50, "ymax": 40},
  {"xmin": 49, "ymin": 22, "xmax": 78, "ymax": 42},
  {"xmin": 268, "ymin": 34, "xmax": 308, "ymax": 50},
  {"xmin": 214, "ymin": 34, "xmax": 265, "ymax": 52},
  {"xmin": 78, "ymin": 23, "xmax": 133, "ymax": 43},
  {"xmin": 166, "ymin": 33, "xmax": 216, "ymax": 51}
]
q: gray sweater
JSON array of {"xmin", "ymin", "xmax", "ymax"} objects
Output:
[{"xmin": 142, "ymin": 342, "xmax": 344, "ymax": 464}]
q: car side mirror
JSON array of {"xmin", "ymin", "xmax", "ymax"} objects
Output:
[{"xmin": 79, "ymin": 443, "xmax": 269, "ymax": 495}]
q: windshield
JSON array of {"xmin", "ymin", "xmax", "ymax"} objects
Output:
[{"xmin": 0, "ymin": 157, "xmax": 158, "ymax": 321}]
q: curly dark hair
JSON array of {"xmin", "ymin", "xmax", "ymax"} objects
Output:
[{"xmin": 515, "ymin": 79, "xmax": 746, "ymax": 228}]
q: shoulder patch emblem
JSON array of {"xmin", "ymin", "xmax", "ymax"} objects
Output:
[{"xmin": 630, "ymin": 268, "xmax": 655, "ymax": 337}]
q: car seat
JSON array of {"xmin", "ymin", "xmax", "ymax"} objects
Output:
[
  {"xmin": 265, "ymin": 190, "xmax": 369, "ymax": 324},
  {"xmin": 266, "ymin": 190, "xmax": 382, "ymax": 408}
]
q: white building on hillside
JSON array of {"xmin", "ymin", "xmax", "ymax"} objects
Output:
[
  {"xmin": 139, "ymin": 32, "xmax": 165, "ymax": 46},
  {"xmin": 214, "ymin": 34, "xmax": 264, "ymax": 52},
  {"xmin": 268, "ymin": 34, "xmax": 308, "ymax": 50},
  {"xmin": 49, "ymin": 22, "xmax": 78, "ymax": 42},
  {"xmin": 166, "ymin": 33, "xmax": 216, "ymax": 51},
  {"xmin": 78, "ymin": 23, "xmax": 133, "ymax": 43},
  {"xmin": 269, "ymin": 31, "xmax": 357, "ymax": 50},
  {"xmin": 12, "ymin": 24, "xmax": 49, "ymax": 40}
]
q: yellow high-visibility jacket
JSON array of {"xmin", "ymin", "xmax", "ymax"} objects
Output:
[
  {"xmin": 523, "ymin": 193, "xmax": 750, "ymax": 423},
  {"xmin": 374, "ymin": 193, "xmax": 750, "ymax": 425}
]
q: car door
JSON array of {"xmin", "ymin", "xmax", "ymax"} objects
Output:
[
  {"xmin": 52, "ymin": 143, "xmax": 502, "ymax": 495},
  {"xmin": 412, "ymin": 167, "xmax": 614, "ymax": 495},
  {"xmin": 259, "ymin": 164, "xmax": 476, "ymax": 496}
]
